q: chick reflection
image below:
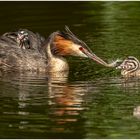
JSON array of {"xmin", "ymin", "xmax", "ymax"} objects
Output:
[{"xmin": 133, "ymin": 106, "xmax": 140, "ymax": 119}]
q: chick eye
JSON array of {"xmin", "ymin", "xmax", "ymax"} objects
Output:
[{"xmin": 20, "ymin": 31, "xmax": 25, "ymax": 34}]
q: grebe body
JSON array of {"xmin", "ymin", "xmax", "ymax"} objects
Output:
[
  {"xmin": 0, "ymin": 26, "xmax": 109, "ymax": 73},
  {"xmin": 0, "ymin": 29, "xmax": 46, "ymax": 72}
]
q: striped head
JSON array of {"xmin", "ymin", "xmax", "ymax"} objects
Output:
[
  {"xmin": 17, "ymin": 30, "xmax": 30, "ymax": 49},
  {"xmin": 116, "ymin": 56, "xmax": 140, "ymax": 76}
]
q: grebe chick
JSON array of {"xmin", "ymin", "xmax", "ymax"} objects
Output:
[
  {"xmin": 17, "ymin": 29, "xmax": 45, "ymax": 50},
  {"xmin": 116, "ymin": 56, "xmax": 140, "ymax": 77},
  {"xmin": 17, "ymin": 30, "xmax": 30, "ymax": 49}
]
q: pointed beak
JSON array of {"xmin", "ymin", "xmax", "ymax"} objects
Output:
[{"xmin": 79, "ymin": 47, "xmax": 108, "ymax": 66}]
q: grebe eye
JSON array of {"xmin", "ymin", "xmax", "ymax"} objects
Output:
[{"xmin": 79, "ymin": 47, "xmax": 84, "ymax": 51}]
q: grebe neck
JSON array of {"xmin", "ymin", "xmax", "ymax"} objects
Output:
[{"xmin": 47, "ymin": 43, "xmax": 69, "ymax": 72}]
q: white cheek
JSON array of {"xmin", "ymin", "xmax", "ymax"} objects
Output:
[{"xmin": 71, "ymin": 44, "xmax": 88, "ymax": 57}]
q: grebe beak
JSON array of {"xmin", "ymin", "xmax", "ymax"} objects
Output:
[{"xmin": 79, "ymin": 47, "xmax": 108, "ymax": 66}]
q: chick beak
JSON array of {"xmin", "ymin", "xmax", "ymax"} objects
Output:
[
  {"xmin": 79, "ymin": 47, "xmax": 108, "ymax": 66},
  {"xmin": 116, "ymin": 65, "xmax": 123, "ymax": 70}
]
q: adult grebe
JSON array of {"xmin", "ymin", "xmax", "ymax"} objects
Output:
[
  {"xmin": 0, "ymin": 26, "xmax": 109, "ymax": 73},
  {"xmin": 116, "ymin": 56, "xmax": 140, "ymax": 77}
]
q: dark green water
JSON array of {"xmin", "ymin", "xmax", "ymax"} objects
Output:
[{"xmin": 1, "ymin": 1, "xmax": 140, "ymax": 139}]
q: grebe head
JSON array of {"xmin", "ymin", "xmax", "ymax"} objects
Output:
[
  {"xmin": 16, "ymin": 29, "xmax": 46, "ymax": 50},
  {"xmin": 48, "ymin": 26, "xmax": 107, "ymax": 66},
  {"xmin": 116, "ymin": 56, "xmax": 140, "ymax": 75},
  {"xmin": 17, "ymin": 30, "xmax": 30, "ymax": 49}
]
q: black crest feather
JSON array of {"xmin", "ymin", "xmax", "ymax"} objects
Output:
[{"xmin": 58, "ymin": 26, "xmax": 93, "ymax": 53}]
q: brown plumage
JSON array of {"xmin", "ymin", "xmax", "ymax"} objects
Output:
[{"xmin": 53, "ymin": 35, "xmax": 73, "ymax": 56}]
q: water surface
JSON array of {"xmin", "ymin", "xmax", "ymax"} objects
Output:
[{"xmin": 0, "ymin": 2, "xmax": 140, "ymax": 139}]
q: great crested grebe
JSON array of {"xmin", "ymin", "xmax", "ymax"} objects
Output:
[
  {"xmin": 116, "ymin": 56, "xmax": 140, "ymax": 77},
  {"xmin": 0, "ymin": 26, "xmax": 112, "ymax": 73}
]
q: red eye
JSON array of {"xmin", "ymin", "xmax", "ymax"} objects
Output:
[{"xmin": 79, "ymin": 47, "xmax": 83, "ymax": 51}]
